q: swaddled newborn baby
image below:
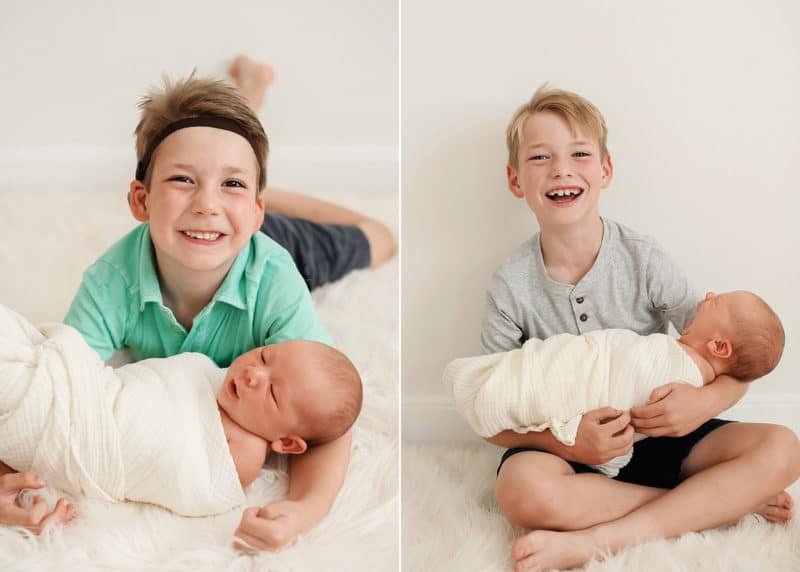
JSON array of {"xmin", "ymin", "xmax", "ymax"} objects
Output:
[
  {"xmin": 0, "ymin": 305, "xmax": 362, "ymax": 517},
  {"xmin": 444, "ymin": 291, "xmax": 784, "ymax": 476}
]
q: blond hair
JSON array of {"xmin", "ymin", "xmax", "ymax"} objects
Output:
[
  {"xmin": 506, "ymin": 84, "xmax": 608, "ymax": 168},
  {"xmin": 134, "ymin": 74, "xmax": 269, "ymax": 191},
  {"xmin": 728, "ymin": 293, "xmax": 785, "ymax": 382}
]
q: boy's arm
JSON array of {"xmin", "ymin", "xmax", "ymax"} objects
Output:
[
  {"xmin": 631, "ymin": 374, "xmax": 747, "ymax": 437},
  {"xmin": 487, "ymin": 408, "xmax": 635, "ymax": 465},
  {"xmin": 64, "ymin": 263, "xmax": 126, "ymax": 361},
  {"xmin": 632, "ymin": 243, "xmax": 746, "ymax": 436},
  {"xmin": 234, "ymin": 429, "xmax": 351, "ymax": 550}
]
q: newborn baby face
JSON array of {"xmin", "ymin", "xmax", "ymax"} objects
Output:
[{"xmin": 216, "ymin": 341, "xmax": 317, "ymax": 445}]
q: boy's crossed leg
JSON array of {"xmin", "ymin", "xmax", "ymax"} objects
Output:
[{"xmin": 505, "ymin": 422, "xmax": 800, "ymax": 572}]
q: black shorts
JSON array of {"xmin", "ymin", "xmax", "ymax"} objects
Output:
[
  {"xmin": 497, "ymin": 418, "xmax": 734, "ymax": 489},
  {"xmin": 262, "ymin": 213, "xmax": 371, "ymax": 291}
]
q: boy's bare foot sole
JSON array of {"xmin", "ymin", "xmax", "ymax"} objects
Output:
[{"xmin": 228, "ymin": 55, "xmax": 275, "ymax": 111}]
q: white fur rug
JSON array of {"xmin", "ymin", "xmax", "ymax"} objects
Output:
[
  {"xmin": 403, "ymin": 441, "xmax": 800, "ymax": 571},
  {"xmin": 0, "ymin": 189, "xmax": 398, "ymax": 571}
]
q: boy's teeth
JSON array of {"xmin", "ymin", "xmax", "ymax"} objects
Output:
[
  {"xmin": 183, "ymin": 230, "xmax": 221, "ymax": 240},
  {"xmin": 546, "ymin": 189, "xmax": 582, "ymax": 198}
]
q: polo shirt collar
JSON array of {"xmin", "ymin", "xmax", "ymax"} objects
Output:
[
  {"xmin": 137, "ymin": 225, "xmax": 250, "ymax": 312},
  {"xmin": 138, "ymin": 226, "xmax": 164, "ymax": 311},
  {"xmin": 210, "ymin": 239, "xmax": 250, "ymax": 310}
]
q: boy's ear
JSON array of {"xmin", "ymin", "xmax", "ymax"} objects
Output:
[
  {"xmin": 253, "ymin": 193, "xmax": 266, "ymax": 232},
  {"xmin": 600, "ymin": 153, "xmax": 614, "ymax": 187},
  {"xmin": 270, "ymin": 435, "xmax": 307, "ymax": 455},
  {"xmin": 129, "ymin": 180, "xmax": 150, "ymax": 222},
  {"xmin": 506, "ymin": 164, "xmax": 524, "ymax": 198},
  {"xmin": 707, "ymin": 338, "xmax": 733, "ymax": 359}
]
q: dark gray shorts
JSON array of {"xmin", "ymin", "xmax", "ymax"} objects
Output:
[
  {"xmin": 497, "ymin": 418, "xmax": 734, "ymax": 489},
  {"xmin": 261, "ymin": 213, "xmax": 371, "ymax": 291}
]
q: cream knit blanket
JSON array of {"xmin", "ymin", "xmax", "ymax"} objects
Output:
[
  {"xmin": 0, "ymin": 305, "xmax": 243, "ymax": 516},
  {"xmin": 443, "ymin": 330, "xmax": 703, "ymax": 475}
]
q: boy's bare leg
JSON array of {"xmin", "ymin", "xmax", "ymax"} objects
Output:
[
  {"xmin": 496, "ymin": 451, "xmax": 668, "ymax": 531},
  {"xmin": 511, "ymin": 423, "xmax": 800, "ymax": 572},
  {"xmin": 228, "ymin": 57, "xmax": 397, "ymax": 267},
  {"xmin": 228, "ymin": 55, "xmax": 275, "ymax": 111},
  {"xmin": 265, "ymin": 188, "xmax": 397, "ymax": 267},
  {"xmin": 497, "ymin": 449, "xmax": 793, "ymax": 532}
]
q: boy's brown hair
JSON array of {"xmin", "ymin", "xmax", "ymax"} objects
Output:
[
  {"xmin": 134, "ymin": 74, "xmax": 269, "ymax": 191},
  {"xmin": 506, "ymin": 84, "xmax": 609, "ymax": 168},
  {"xmin": 728, "ymin": 293, "xmax": 785, "ymax": 382}
]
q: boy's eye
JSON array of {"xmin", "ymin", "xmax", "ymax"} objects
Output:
[
  {"xmin": 528, "ymin": 154, "xmax": 548, "ymax": 161},
  {"xmin": 573, "ymin": 151, "xmax": 591, "ymax": 158},
  {"xmin": 169, "ymin": 175, "xmax": 192, "ymax": 184},
  {"xmin": 223, "ymin": 179, "xmax": 246, "ymax": 189}
]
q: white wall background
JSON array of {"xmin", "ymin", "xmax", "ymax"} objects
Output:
[
  {"xmin": 402, "ymin": 0, "xmax": 800, "ymax": 440},
  {"xmin": 0, "ymin": 0, "xmax": 398, "ymax": 193}
]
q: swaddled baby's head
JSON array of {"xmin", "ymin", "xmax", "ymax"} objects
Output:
[{"xmin": 217, "ymin": 340, "xmax": 363, "ymax": 454}]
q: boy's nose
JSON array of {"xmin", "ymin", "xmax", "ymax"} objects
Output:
[{"xmin": 191, "ymin": 185, "xmax": 220, "ymax": 215}]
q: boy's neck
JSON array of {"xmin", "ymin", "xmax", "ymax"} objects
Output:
[
  {"xmin": 676, "ymin": 340, "xmax": 718, "ymax": 384},
  {"xmin": 155, "ymin": 256, "xmax": 231, "ymax": 331},
  {"xmin": 539, "ymin": 216, "xmax": 603, "ymax": 285}
]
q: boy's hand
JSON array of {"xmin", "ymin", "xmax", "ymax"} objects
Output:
[
  {"xmin": 0, "ymin": 472, "xmax": 77, "ymax": 533},
  {"xmin": 565, "ymin": 407, "xmax": 634, "ymax": 465},
  {"xmin": 233, "ymin": 499, "xmax": 309, "ymax": 552},
  {"xmin": 631, "ymin": 382, "xmax": 710, "ymax": 437}
]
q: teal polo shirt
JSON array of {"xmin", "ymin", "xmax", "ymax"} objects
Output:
[{"xmin": 64, "ymin": 223, "xmax": 331, "ymax": 367}]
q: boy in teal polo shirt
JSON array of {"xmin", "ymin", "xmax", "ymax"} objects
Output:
[{"xmin": 61, "ymin": 75, "xmax": 350, "ymax": 550}]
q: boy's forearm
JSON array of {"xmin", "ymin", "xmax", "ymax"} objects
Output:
[
  {"xmin": 704, "ymin": 374, "xmax": 748, "ymax": 415},
  {"xmin": 286, "ymin": 428, "xmax": 352, "ymax": 524}
]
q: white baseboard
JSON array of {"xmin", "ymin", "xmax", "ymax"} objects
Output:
[
  {"xmin": 403, "ymin": 393, "xmax": 800, "ymax": 443},
  {"xmin": 0, "ymin": 145, "xmax": 398, "ymax": 195}
]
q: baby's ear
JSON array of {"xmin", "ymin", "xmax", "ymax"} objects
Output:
[
  {"xmin": 271, "ymin": 435, "xmax": 307, "ymax": 455},
  {"xmin": 707, "ymin": 338, "xmax": 733, "ymax": 359}
]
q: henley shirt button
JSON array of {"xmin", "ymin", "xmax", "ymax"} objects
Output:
[
  {"xmin": 579, "ymin": 313, "xmax": 588, "ymax": 322},
  {"xmin": 576, "ymin": 296, "xmax": 584, "ymax": 304}
]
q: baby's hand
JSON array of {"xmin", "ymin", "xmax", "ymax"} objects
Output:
[
  {"xmin": 233, "ymin": 499, "xmax": 308, "ymax": 552},
  {"xmin": 0, "ymin": 472, "xmax": 77, "ymax": 533}
]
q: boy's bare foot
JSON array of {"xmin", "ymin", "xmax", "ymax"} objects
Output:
[
  {"xmin": 512, "ymin": 529, "xmax": 601, "ymax": 572},
  {"xmin": 228, "ymin": 55, "xmax": 275, "ymax": 111},
  {"xmin": 754, "ymin": 490, "xmax": 793, "ymax": 522}
]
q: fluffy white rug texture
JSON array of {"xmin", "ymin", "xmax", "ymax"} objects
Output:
[
  {"xmin": 403, "ymin": 442, "xmax": 800, "ymax": 572},
  {"xmin": 0, "ymin": 189, "xmax": 398, "ymax": 571}
]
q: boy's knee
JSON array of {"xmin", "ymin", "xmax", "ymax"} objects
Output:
[
  {"xmin": 358, "ymin": 219, "xmax": 396, "ymax": 267},
  {"xmin": 758, "ymin": 425, "xmax": 800, "ymax": 483},
  {"xmin": 495, "ymin": 470, "xmax": 566, "ymax": 529}
]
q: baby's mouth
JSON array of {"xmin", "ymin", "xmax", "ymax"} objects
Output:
[{"xmin": 545, "ymin": 188, "xmax": 584, "ymax": 203}]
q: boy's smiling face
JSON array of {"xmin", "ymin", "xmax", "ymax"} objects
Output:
[
  {"xmin": 128, "ymin": 126, "xmax": 265, "ymax": 280},
  {"xmin": 507, "ymin": 111, "xmax": 612, "ymax": 229}
]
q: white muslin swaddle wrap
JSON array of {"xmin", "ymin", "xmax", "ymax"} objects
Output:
[
  {"xmin": 0, "ymin": 305, "xmax": 244, "ymax": 516},
  {"xmin": 443, "ymin": 329, "xmax": 703, "ymax": 476}
]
